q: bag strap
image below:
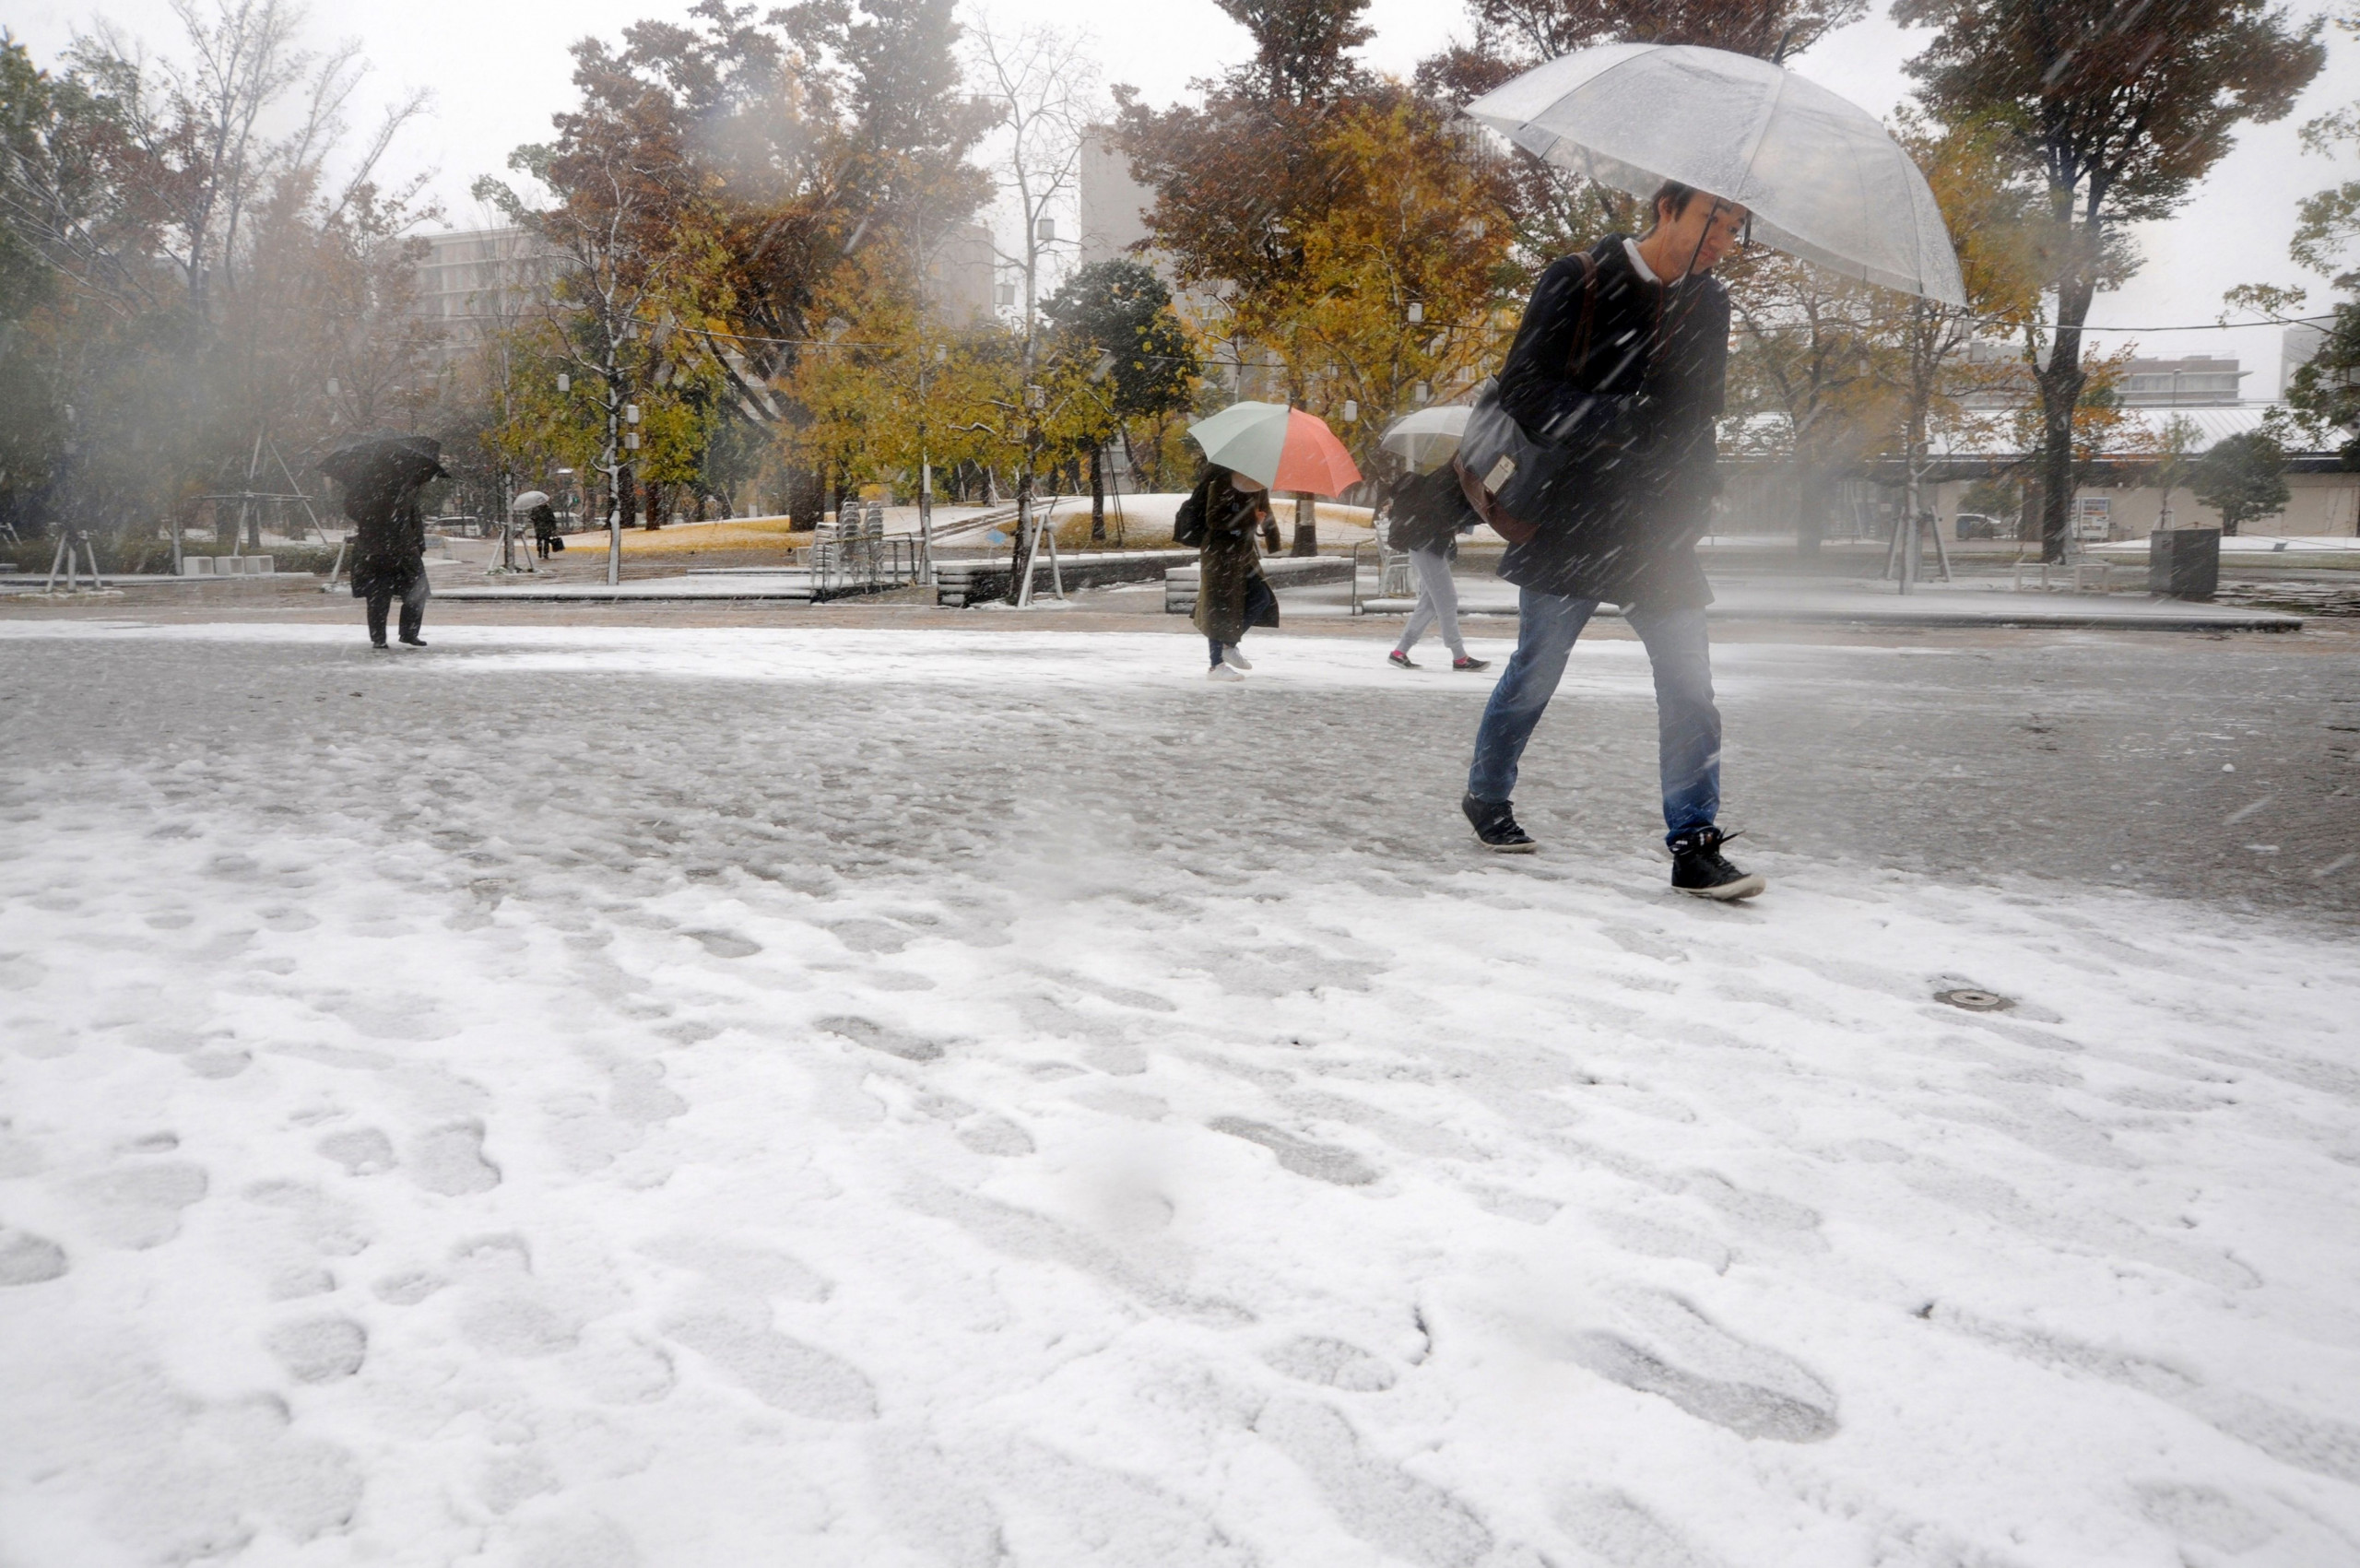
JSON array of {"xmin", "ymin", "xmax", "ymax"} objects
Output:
[{"xmin": 1565, "ymin": 252, "xmax": 1599, "ymax": 383}]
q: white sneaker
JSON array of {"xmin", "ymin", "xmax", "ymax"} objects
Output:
[
  {"xmin": 1221, "ymin": 644, "xmax": 1253, "ymax": 671},
  {"xmin": 1207, "ymin": 664, "xmax": 1245, "ymax": 681}
]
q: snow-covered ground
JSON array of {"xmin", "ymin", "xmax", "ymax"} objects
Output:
[{"xmin": 2, "ymin": 622, "xmax": 2356, "ymax": 1567}]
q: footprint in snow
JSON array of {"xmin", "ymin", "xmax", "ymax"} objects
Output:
[
  {"xmin": 2133, "ymin": 1483, "xmax": 2279, "ymax": 1556},
  {"xmin": 1555, "ymin": 1291, "xmax": 1837, "ymax": 1444},
  {"xmin": 609, "ymin": 1061, "xmax": 688, "ymax": 1125},
  {"xmin": 1555, "ymin": 1487, "xmax": 1726, "ymax": 1568},
  {"xmin": 1588, "ymin": 1209, "xmax": 1733, "ymax": 1274},
  {"xmin": 1264, "ymin": 1336, "xmax": 1397, "ymax": 1392},
  {"xmin": 408, "ymin": 1121, "xmax": 500, "ymax": 1195},
  {"xmin": 1208, "ymin": 1117, "xmax": 1379, "ymax": 1186},
  {"xmin": 663, "ymin": 1310, "xmax": 877, "ymax": 1421},
  {"xmin": 956, "ymin": 1116, "xmax": 1034, "ymax": 1157},
  {"xmin": 373, "ymin": 1269, "xmax": 444, "ymax": 1305},
  {"xmin": 265, "ymin": 1315, "xmax": 368, "ymax": 1383},
  {"xmin": 823, "ymin": 917, "xmax": 910, "ymax": 955},
  {"xmin": 688, "ymin": 929, "xmax": 761, "ymax": 959},
  {"xmin": 317, "ymin": 1127, "xmax": 397, "ymax": 1175},
  {"xmin": 642, "ymin": 1233, "xmax": 831, "ymax": 1302},
  {"xmin": 1255, "ymin": 1399, "xmax": 1493, "ymax": 1568},
  {"xmin": 819, "ymin": 1015, "xmax": 945, "ymax": 1063},
  {"xmin": 70, "ymin": 1161, "xmax": 209, "ymax": 1248},
  {"xmin": 0, "ymin": 1226, "xmax": 68, "ymax": 1285}
]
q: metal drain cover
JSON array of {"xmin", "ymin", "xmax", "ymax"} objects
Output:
[{"xmin": 1936, "ymin": 988, "xmax": 2012, "ymax": 1012}]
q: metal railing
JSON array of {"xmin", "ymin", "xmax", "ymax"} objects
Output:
[
  {"xmin": 1346, "ymin": 541, "xmax": 1417, "ymax": 614},
  {"xmin": 800, "ymin": 535, "xmax": 926, "ymax": 599}
]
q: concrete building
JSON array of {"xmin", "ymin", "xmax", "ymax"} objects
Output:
[
  {"xmin": 1078, "ymin": 130, "xmax": 1154, "ymax": 272},
  {"xmin": 412, "ymin": 226, "xmax": 554, "ymax": 359},
  {"xmin": 1917, "ymin": 406, "xmax": 2358, "ymax": 539},
  {"xmin": 2116, "ymin": 354, "xmax": 2248, "ymax": 407},
  {"xmin": 924, "ymin": 222, "xmax": 996, "ymax": 328}
]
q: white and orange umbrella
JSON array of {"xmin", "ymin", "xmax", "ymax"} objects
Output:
[{"xmin": 1186, "ymin": 402, "xmax": 1363, "ymax": 497}]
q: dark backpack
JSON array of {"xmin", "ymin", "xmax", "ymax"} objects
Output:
[
  {"xmin": 1173, "ymin": 483, "xmax": 1208, "ymax": 548},
  {"xmin": 1385, "ymin": 466, "xmax": 1476, "ymax": 554}
]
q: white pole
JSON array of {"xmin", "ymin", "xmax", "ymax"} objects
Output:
[{"xmin": 1898, "ymin": 427, "xmax": 1919, "ymax": 595}]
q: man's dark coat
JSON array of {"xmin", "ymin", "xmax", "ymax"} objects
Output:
[
  {"xmin": 346, "ymin": 478, "xmax": 429, "ymax": 600},
  {"xmin": 1493, "ymin": 235, "xmax": 1729, "ymax": 610}
]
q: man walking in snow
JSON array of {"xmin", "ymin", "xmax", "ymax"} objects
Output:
[
  {"xmin": 1456, "ymin": 182, "xmax": 1764, "ymax": 900},
  {"xmin": 321, "ymin": 435, "xmax": 447, "ymax": 651}
]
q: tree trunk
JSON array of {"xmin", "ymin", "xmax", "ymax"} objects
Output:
[
  {"xmin": 1008, "ymin": 465, "xmax": 1036, "ymax": 605},
  {"xmin": 620, "ymin": 466, "xmax": 640, "ymax": 530},
  {"xmin": 2035, "ymin": 218, "xmax": 2098, "ymax": 564},
  {"xmin": 1291, "ymin": 492, "xmax": 1317, "ymax": 557},
  {"xmin": 1091, "ymin": 446, "xmax": 1106, "ymax": 543}
]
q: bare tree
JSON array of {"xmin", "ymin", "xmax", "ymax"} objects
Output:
[
  {"xmin": 69, "ymin": 0, "xmax": 308, "ymax": 317},
  {"xmin": 968, "ymin": 16, "xmax": 1100, "ymax": 596}
]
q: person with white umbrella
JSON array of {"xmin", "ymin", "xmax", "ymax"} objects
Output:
[
  {"xmin": 1449, "ymin": 43, "xmax": 1965, "ymax": 899},
  {"xmin": 515, "ymin": 489, "xmax": 559, "ymax": 560},
  {"xmin": 1373, "ymin": 429, "xmax": 1487, "ymax": 673}
]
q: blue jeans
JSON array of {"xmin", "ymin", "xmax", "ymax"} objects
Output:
[{"xmin": 1467, "ymin": 590, "xmax": 1720, "ymax": 845}]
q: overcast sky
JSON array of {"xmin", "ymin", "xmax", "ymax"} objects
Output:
[{"xmin": 14, "ymin": 0, "xmax": 2359, "ymax": 392}]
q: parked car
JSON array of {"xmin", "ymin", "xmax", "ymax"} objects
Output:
[{"xmin": 1953, "ymin": 512, "xmax": 2009, "ymax": 540}]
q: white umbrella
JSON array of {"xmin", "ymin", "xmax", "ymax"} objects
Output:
[
  {"xmin": 1379, "ymin": 406, "xmax": 1470, "ymax": 473},
  {"xmin": 1465, "ymin": 44, "xmax": 1965, "ymax": 305},
  {"xmin": 511, "ymin": 490, "xmax": 551, "ymax": 511}
]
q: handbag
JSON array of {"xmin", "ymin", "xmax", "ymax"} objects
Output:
[{"xmin": 1453, "ymin": 251, "xmax": 1605, "ymax": 546}]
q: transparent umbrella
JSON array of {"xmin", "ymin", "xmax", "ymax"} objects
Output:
[
  {"xmin": 1379, "ymin": 406, "xmax": 1471, "ymax": 474},
  {"xmin": 1465, "ymin": 44, "xmax": 1965, "ymax": 304}
]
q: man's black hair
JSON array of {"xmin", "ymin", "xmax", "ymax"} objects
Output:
[{"xmin": 1650, "ymin": 181, "xmax": 1700, "ymax": 222}]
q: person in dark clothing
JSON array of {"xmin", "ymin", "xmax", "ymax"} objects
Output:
[
  {"xmin": 1382, "ymin": 462, "xmax": 1487, "ymax": 672},
  {"xmin": 529, "ymin": 501, "xmax": 559, "ymax": 560},
  {"xmin": 1459, "ymin": 183, "xmax": 1764, "ymax": 900},
  {"xmin": 1176, "ymin": 464, "xmax": 1280, "ymax": 679},
  {"xmin": 321, "ymin": 436, "xmax": 447, "ymax": 651}
]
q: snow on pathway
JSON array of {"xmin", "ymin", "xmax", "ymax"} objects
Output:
[{"xmin": 1, "ymin": 623, "xmax": 2356, "ymax": 1567}]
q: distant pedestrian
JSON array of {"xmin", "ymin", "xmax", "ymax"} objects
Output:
[
  {"xmin": 1381, "ymin": 462, "xmax": 1488, "ymax": 673},
  {"xmin": 1455, "ymin": 182, "xmax": 1764, "ymax": 899},
  {"xmin": 530, "ymin": 501, "xmax": 559, "ymax": 560},
  {"xmin": 1174, "ymin": 464, "xmax": 1280, "ymax": 680}
]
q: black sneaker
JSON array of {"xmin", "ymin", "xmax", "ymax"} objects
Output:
[
  {"xmin": 1462, "ymin": 793, "xmax": 1538, "ymax": 854},
  {"xmin": 1669, "ymin": 827, "xmax": 1765, "ymax": 900},
  {"xmin": 1452, "ymin": 654, "xmax": 1490, "ymax": 672},
  {"xmin": 1388, "ymin": 649, "xmax": 1418, "ymax": 669}
]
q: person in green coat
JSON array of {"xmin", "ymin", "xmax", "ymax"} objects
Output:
[{"xmin": 1177, "ymin": 465, "xmax": 1280, "ymax": 680}]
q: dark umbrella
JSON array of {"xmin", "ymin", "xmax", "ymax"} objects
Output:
[{"xmin": 317, "ymin": 433, "xmax": 448, "ymax": 492}]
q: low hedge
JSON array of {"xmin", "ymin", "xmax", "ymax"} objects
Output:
[{"xmin": 0, "ymin": 536, "xmax": 336, "ymax": 575}]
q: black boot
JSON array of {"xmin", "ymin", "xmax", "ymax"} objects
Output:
[
  {"xmin": 398, "ymin": 601, "xmax": 427, "ymax": 647},
  {"xmin": 1669, "ymin": 827, "xmax": 1765, "ymax": 900},
  {"xmin": 1462, "ymin": 793, "xmax": 1538, "ymax": 854}
]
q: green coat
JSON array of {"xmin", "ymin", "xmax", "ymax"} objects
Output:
[{"xmin": 1191, "ymin": 483, "xmax": 1280, "ymax": 644}]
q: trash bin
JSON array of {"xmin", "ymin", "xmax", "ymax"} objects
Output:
[{"xmin": 2149, "ymin": 528, "xmax": 2220, "ymax": 600}]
